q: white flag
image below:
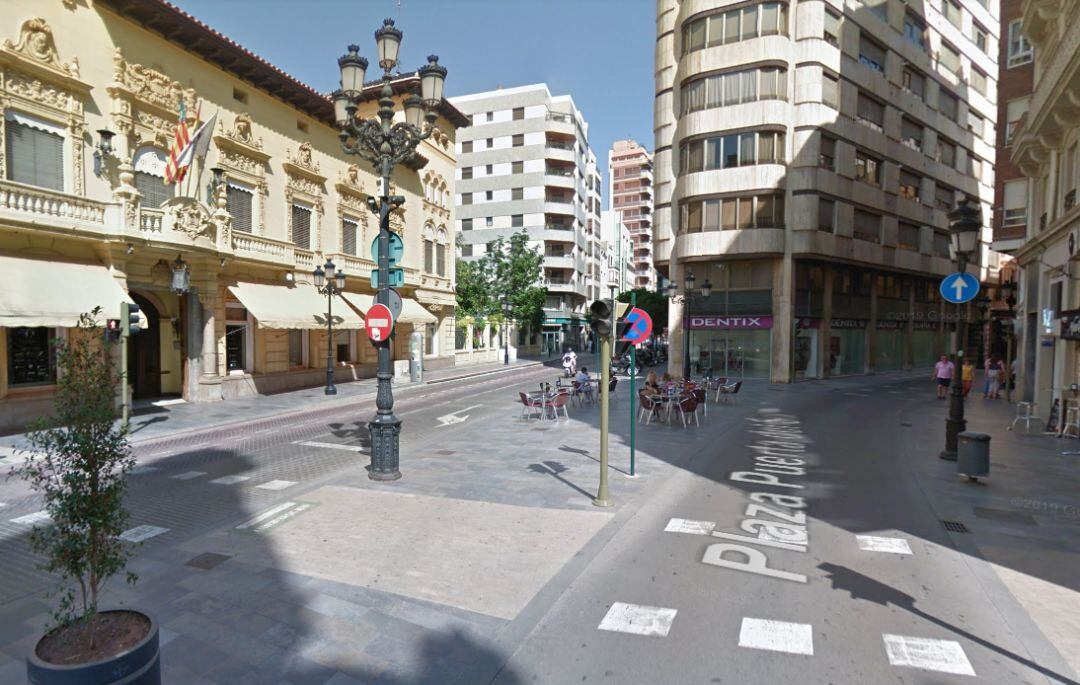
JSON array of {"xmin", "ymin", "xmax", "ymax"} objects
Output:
[{"xmin": 174, "ymin": 111, "xmax": 217, "ymax": 172}]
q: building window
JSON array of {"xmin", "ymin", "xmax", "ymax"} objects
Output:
[
  {"xmin": 6, "ymin": 327, "xmax": 56, "ymax": 387},
  {"xmin": 680, "ymin": 66, "xmax": 788, "ymax": 115},
  {"xmin": 342, "ymin": 218, "xmax": 358, "ymax": 256},
  {"xmin": 512, "ymin": 133, "xmax": 524, "ymax": 147},
  {"xmin": 899, "ymin": 170, "xmax": 922, "ymax": 201},
  {"xmin": 486, "ymin": 164, "xmax": 494, "ymax": 175},
  {"xmin": 856, "ymin": 92, "xmax": 885, "ymax": 132},
  {"xmin": 288, "ymin": 330, "xmax": 305, "ymax": 367},
  {"xmin": 461, "ymin": 218, "xmax": 473, "ymax": 231},
  {"xmin": 855, "ymin": 150, "xmax": 882, "ymax": 186},
  {"xmin": 512, "ymin": 187, "xmax": 523, "ymax": 200},
  {"xmin": 942, "ymin": 0, "xmax": 961, "ymax": 27},
  {"xmin": 226, "ymin": 183, "xmax": 253, "ymax": 233},
  {"xmin": 968, "ymin": 111, "xmax": 985, "ymax": 139},
  {"xmin": 680, "ymin": 193, "xmax": 784, "ymax": 232},
  {"xmin": 512, "ymin": 160, "xmax": 523, "ymax": 174},
  {"xmin": 513, "ymin": 107, "xmax": 525, "ymax": 120},
  {"xmin": 937, "ymin": 137, "xmax": 957, "ymax": 168},
  {"xmin": 972, "ymin": 23, "xmax": 988, "ymax": 53},
  {"xmin": 934, "ymin": 184, "xmax": 955, "ymax": 211},
  {"xmin": 939, "ymin": 42, "xmax": 961, "ymax": 77},
  {"xmin": 679, "ymin": 130, "xmax": 785, "ymax": 174},
  {"xmin": 683, "ymin": 2, "xmax": 789, "ymax": 54},
  {"xmin": 437, "ymin": 243, "xmax": 447, "ymax": 276},
  {"xmin": 859, "ymin": 34, "xmax": 886, "ymax": 74},
  {"xmin": 1002, "ymin": 180, "xmax": 1027, "ymax": 228},
  {"xmin": 903, "ymin": 12, "xmax": 927, "ymax": 51},
  {"xmin": 1005, "ymin": 98, "xmax": 1030, "ymax": 145},
  {"xmin": 819, "ymin": 134, "xmax": 836, "ymax": 170},
  {"xmin": 424, "ymin": 239, "xmax": 434, "ymax": 272},
  {"xmin": 1008, "ymin": 20, "xmax": 1033, "ymax": 67},
  {"xmin": 485, "ymin": 138, "xmax": 493, "ymax": 148},
  {"xmin": 132, "ymin": 147, "xmax": 172, "ymax": 208},
  {"xmin": 902, "ymin": 65, "xmax": 926, "ymax": 101},
  {"xmin": 486, "ymin": 112, "xmax": 494, "ymax": 122},
  {"xmin": 822, "ymin": 73, "xmax": 839, "ymax": 108},
  {"xmin": 824, "ymin": 8, "xmax": 840, "ymax": 47},
  {"xmin": 512, "ymin": 214, "xmax": 523, "ymax": 228},
  {"xmin": 898, "ymin": 222, "xmax": 920, "ymax": 251},
  {"xmin": 970, "ymin": 68, "xmax": 987, "ymax": 97},
  {"xmin": 462, "ymin": 167, "xmax": 473, "ymax": 180},
  {"xmin": 461, "ymin": 243, "xmax": 473, "ymax": 257},
  {"xmin": 462, "ymin": 193, "xmax": 473, "ymax": 206},
  {"xmin": 225, "ymin": 304, "xmax": 249, "ymax": 375},
  {"xmin": 901, "ymin": 117, "xmax": 924, "ymax": 151},
  {"xmin": 932, "ymin": 232, "xmax": 950, "ymax": 257},
  {"xmin": 485, "ymin": 190, "xmax": 494, "ymax": 201},
  {"xmin": 485, "ymin": 216, "xmax": 493, "ymax": 227},
  {"xmin": 291, "ymin": 204, "xmax": 311, "ymax": 249},
  {"xmin": 462, "ymin": 140, "xmax": 473, "ymax": 154},
  {"xmin": 853, "ymin": 209, "xmax": 881, "ymax": 243},
  {"xmin": 5, "ymin": 113, "xmax": 64, "ymax": 192},
  {"xmin": 939, "ymin": 90, "xmax": 959, "ymax": 123},
  {"xmin": 818, "ymin": 197, "xmax": 835, "ymax": 232}
]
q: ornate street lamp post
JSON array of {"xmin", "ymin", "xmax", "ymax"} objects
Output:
[
  {"xmin": 1001, "ymin": 279, "xmax": 1018, "ymax": 402},
  {"xmin": 941, "ymin": 198, "xmax": 981, "ymax": 460},
  {"xmin": 313, "ymin": 259, "xmax": 347, "ymax": 396},
  {"xmin": 332, "ymin": 19, "xmax": 447, "ymax": 481},
  {"xmin": 502, "ymin": 299, "xmax": 512, "ymax": 366},
  {"xmin": 669, "ymin": 270, "xmax": 712, "ymax": 379}
]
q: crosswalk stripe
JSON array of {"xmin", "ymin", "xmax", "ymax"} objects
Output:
[
  {"xmin": 296, "ymin": 441, "xmax": 367, "ymax": 453},
  {"xmin": 664, "ymin": 518, "xmax": 716, "ymax": 535},
  {"xmin": 856, "ymin": 535, "xmax": 912, "ymax": 555},
  {"xmin": 256, "ymin": 480, "xmax": 297, "ymax": 491},
  {"xmin": 882, "ymin": 634, "xmax": 975, "ymax": 676},
  {"xmin": 210, "ymin": 475, "xmax": 251, "ymax": 485},
  {"xmin": 597, "ymin": 602, "xmax": 677, "ymax": 637},
  {"xmin": 120, "ymin": 525, "xmax": 169, "ymax": 542},
  {"xmin": 738, "ymin": 618, "xmax": 814, "ymax": 655},
  {"xmin": 171, "ymin": 471, "xmax": 207, "ymax": 480}
]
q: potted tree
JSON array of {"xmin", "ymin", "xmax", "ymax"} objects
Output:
[{"xmin": 13, "ymin": 309, "xmax": 160, "ymax": 685}]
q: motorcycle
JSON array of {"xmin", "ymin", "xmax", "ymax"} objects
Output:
[{"xmin": 611, "ymin": 353, "xmax": 644, "ymax": 377}]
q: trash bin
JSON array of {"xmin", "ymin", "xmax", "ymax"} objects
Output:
[{"xmin": 958, "ymin": 431, "xmax": 990, "ymax": 481}]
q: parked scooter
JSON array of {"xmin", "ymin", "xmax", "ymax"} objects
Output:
[{"xmin": 611, "ymin": 353, "xmax": 644, "ymax": 377}]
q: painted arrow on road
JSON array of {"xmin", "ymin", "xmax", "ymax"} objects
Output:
[{"xmin": 436, "ymin": 405, "xmax": 482, "ymax": 427}]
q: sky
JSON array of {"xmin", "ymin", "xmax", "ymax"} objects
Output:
[{"xmin": 171, "ymin": 0, "xmax": 656, "ymax": 208}]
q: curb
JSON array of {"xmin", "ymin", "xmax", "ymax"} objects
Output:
[{"xmin": 424, "ymin": 359, "xmax": 549, "ymax": 385}]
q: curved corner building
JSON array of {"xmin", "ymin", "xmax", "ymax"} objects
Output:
[{"xmin": 655, "ymin": 0, "xmax": 1000, "ymax": 381}]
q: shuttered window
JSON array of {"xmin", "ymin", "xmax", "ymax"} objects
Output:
[
  {"xmin": 424, "ymin": 240, "xmax": 434, "ymax": 272},
  {"xmin": 901, "ymin": 117, "xmax": 924, "ymax": 150},
  {"xmin": 227, "ymin": 184, "xmax": 253, "ymax": 233},
  {"xmin": 437, "ymin": 243, "xmax": 447, "ymax": 276},
  {"xmin": 342, "ymin": 218, "xmax": 358, "ymax": 255},
  {"xmin": 857, "ymin": 92, "xmax": 885, "ymax": 131},
  {"xmin": 135, "ymin": 172, "xmax": 172, "ymax": 208},
  {"xmin": 291, "ymin": 204, "xmax": 311, "ymax": 249},
  {"xmin": 5, "ymin": 118, "xmax": 63, "ymax": 191},
  {"xmin": 898, "ymin": 222, "xmax": 920, "ymax": 251},
  {"xmin": 853, "ymin": 209, "xmax": 881, "ymax": 243}
]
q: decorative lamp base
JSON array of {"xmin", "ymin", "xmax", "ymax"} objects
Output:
[{"xmin": 368, "ymin": 416, "xmax": 402, "ymax": 481}]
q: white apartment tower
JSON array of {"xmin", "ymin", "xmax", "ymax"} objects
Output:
[
  {"xmin": 608, "ymin": 140, "xmax": 656, "ymax": 290},
  {"xmin": 451, "ymin": 85, "xmax": 603, "ymax": 352},
  {"xmin": 655, "ymin": 0, "xmax": 1000, "ymax": 381}
]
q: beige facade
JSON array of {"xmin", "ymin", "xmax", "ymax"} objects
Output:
[{"xmin": 0, "ymin": 4, "xmax": 463, "ymax": 433}]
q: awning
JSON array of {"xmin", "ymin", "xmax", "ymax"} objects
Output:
[
  {"xmin": 414, "ymin": 288, "xmax": 456, "ymax": 307},
  {"xmin": 227, "ymin": 283, "xmax": 363, "ymax": 330},
  {"xmin": 0, "ymin": 254, "xmax": 134, "ymax": 327},
  {"xmin": 398, "ymin": 298, "xmax": 437, "ymax": 325},
  {"xmin": 340, "ymin": 292, "xmax": 374, "ymax": 316}
]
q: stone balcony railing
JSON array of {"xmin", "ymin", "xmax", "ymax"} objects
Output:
[{"xmin": 0, "ymin": 179, "xmax": 110, "ymax": 233}]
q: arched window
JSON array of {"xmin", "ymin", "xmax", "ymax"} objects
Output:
[
  {"xmin": 436, "ymin": 227, "xmax": 449, "ymax": 276},
  {"xmin": 133, "ymin": 147, "xmax": 173, "ymax": 207},
  {"xmin": 423, "ymin": 223, "xmax": 436, "ymax": 273}
]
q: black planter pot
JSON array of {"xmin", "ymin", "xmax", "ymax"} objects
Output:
[{"xmin": 26, "ymin": 610, "xmax": 160, "ymax": 685}]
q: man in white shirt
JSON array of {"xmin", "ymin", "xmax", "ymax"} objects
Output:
[{"xmin": 575, "ymin": 366, "xmax": 594, "ymax": 402}]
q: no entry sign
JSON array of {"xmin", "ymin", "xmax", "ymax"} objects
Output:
[{"xmin": 365, "ymin": 303, "xmax": 394, "ymax": 342}]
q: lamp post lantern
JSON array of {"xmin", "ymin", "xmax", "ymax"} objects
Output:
[
  {"xmin": 941, "ymin": 198, "xmax": 982, "ymax": 460},
  {"xmin": 314, "ymin": 258, "xmax": 347, "ymax": 396},
  {"xmin": 333, "ymin": 19, "xmax": 447, "ymax": 481}
]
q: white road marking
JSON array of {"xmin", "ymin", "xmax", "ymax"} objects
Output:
[
  {"xmin": 296, "ymin": 441, "xmax": 366, "ymax": 453},
  {"xmin": 236, "ymin": 501, "xmax": 299, "ymax": 530},
  {"xmin": 856, "ymin": 535, "xmax": 913, "ymax": 555},
  {"xmin": 120, "ymin": 525, "xmax": 169, "ymax": 542},
  {"xmin": 738, "ymin": 618, "xmax": 814, "ymax": 655},
  {"xmin": 597, "ymin": 602, "xmax": 677, "ymax": 637},
  {"xmin": 171, "ymin": 471, "xmax": 207, "ymax": 480},
  {"xmin": 436, "ymin": 404, "xmax": 483, "ymax": 427},
  {"xmin": 210, "ymin": 475, "xmax": 251, "ymax": 485},
  {"xmin": 11, "ymin": 511, "xmax": 51, "ymax": 526},
  {"xmin": 882, "ymin": 634, "xmax": 975, "ymax": 676},
  {"xmin": 256, "ymin": 480, "xmax": 297, "ymax": 491},
  {"xmin": 130, "ymin": 466, "xmax": 161, "ymax": 475},
  {"xmin": 664, "ymin": 518, "xmax": 716, "ymax": 535}
]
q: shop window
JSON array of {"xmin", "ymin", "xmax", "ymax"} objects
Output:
[
  {"xmin": 425, "ymin": 322, "xmax": 437, "ymax": 356},
  {"xmin": 225, "ymin": 304, "xmax": 249, "ymax": 375},
  {"xmin": 288, "ymin": 330, "xmax": 305, "ymax": 367},
  {"xmin": 6, "ymin": 327, "xmax": 56, "ymax": 387},
  {"xmin": 336, "ymin": 330, "xmax": 351, "ymax": 363}
]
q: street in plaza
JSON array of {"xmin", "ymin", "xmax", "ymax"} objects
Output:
[{"xmin": 2, "ymin": 363, "xmax": 1078, "ymax": 684}]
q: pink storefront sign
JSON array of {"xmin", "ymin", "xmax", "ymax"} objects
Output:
[{"xmin": 687, "ymin": 315, "xmax": 773, "ymax": 330}]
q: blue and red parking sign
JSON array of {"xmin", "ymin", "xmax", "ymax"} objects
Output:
[{"xmin": 621, "ymin": 307, "xmax": 653, "ymax": 345}]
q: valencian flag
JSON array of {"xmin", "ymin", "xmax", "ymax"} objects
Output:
[{"xmin": 164, "ymin": 102, "xmax": 216, "ymax": 185}]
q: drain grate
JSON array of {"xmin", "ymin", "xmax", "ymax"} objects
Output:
[
  {"xmin": 185, "ymin": 552, "xmax": 232, "ymax": 570},
  {"xmin": 941, "ymin": 520, "xmax": 970, "ymax": 534}
]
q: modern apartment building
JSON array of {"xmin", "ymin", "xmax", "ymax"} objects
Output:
[
  {"xmin": 0, "ymin": 2, "xmax": 464, "ymax": 433},
  {"xmin": 600, "ymin": 210, "xmax": 634, "ymax": 298},
  {"xmin": 608, "ymin": 140, "xmax": 656, "ymax": 290},
  {"xmin": 654, "ymin": 0, "xmax": 1000, "ymax": 381},
  {"xmin": 1009, "ymin": 0, "xmax": 1080, "ymax": 413},
  {"xmin": 451, "ymin": 85, "xmax": 603, "ymax": 353}
]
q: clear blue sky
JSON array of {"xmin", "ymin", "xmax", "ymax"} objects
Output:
[{"xmin": 171, "ymin": 0, "xmax": 655, "ymax": 207}]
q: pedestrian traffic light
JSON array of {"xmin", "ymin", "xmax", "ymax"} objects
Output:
[
  {"xmin": 589, "ymin": 299, "xmax": 614, "ymax": 337},
  {"xmin": 121, "ymin": 302, "xmax": 141, "ymax": 336}
]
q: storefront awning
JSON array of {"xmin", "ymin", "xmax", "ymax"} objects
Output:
[
  {"xmin": 398, "ymin": 298, "xmax": 437, "ymax": 325},
  {"xmin": 340, "ymin": 292, "xmax": 374, "ymax": 316},
  {"xmin": 414, "ymin": 288, "xmax": 456, "ymax": 307},
  {"xmin": 0, "ymin": 254, "xmax": 134, "ymax": 328},
  {"xmin": 227, "ymin": 283, "xmax": 363, "ymax": 330}
]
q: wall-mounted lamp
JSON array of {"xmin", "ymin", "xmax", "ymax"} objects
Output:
[
  {"xmin": 171, "ymin": 254, "xmax": 191, "ymax": 294},
  {"xmin": 219, "ymin": 257, "xmax": 227, "ymax": 268},
  {"xmin": 93, "ymin": 129, "xmax": 115, "ymax": 177},
  {"xmin": 126, "ymin": 243, "xmax": 135, "ymax": 255},
  {"xmin": 284, "ymin": 272, "xmax": 295, "ymax": 284}
]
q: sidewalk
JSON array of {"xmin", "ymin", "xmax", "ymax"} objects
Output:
[
  {"xmin": 0, "ymin": 355, "xmax": 561, "ymax": 452},
  {"xmin": 904, "ymin": 392, "xmax": 1080, "ymax": 677}
]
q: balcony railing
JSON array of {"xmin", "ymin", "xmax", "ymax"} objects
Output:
[
  {"xmin": 546, "ymin": 167, "xmax": 574, "ymax": 177},
  {"xmin": 545, "ymin": 141, "xmax": 575, "ymax": 151},
  {"xmin": 139, "ymin": 207, "xmax": 164, "ymax": 233},
  {"xmin": 0, "ymin": 179, "xmax": 108, "ymax": 227},
  {"xmin": 546, "ymin": 112, "xmax": 573, "ymax": 124}
]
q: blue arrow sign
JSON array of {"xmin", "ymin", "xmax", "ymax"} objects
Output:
[
  {"xmin": 622, "ymin": 307, "xmax": 653, "ymax": 345},
  {"xmin": 940, "ymin": 272, "xmax": 980, "ymax": 304},
  {"xmin": 370, "ymin": 232, "xmax": 404, "ymax": 267}
]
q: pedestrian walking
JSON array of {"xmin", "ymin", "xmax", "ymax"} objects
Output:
[
  {"xmin": 962, "ymin": 358, "xmax": 975, "ymax": 398},
  {"xmin": 987, "ymin": 356, "xmax": 1003, "ymax": 399},
  {"xmin": 983, "ymin": 355, "xmax": 992, "ymax": 397},
  {"xmin": 933, "ymin": 355, "xmax": 954, "ymax": 399}
]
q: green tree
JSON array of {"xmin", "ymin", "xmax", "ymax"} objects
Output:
[
  {"xmin": 12, "ymin": 308, "xmax": 137, "ymax": 650},
  {"xmin": 455, "ymin": 230, "xmax": 547, "ymax": 329},
  {"xmin": 617, "ymin": 288, "xmax": 668, "ymax": 337}
]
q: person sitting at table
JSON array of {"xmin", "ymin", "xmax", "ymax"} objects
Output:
[
  {"xmin": 661, "ymin": 372, "xmax": 673, "ymax": 387},
  {"xmin": 642, "ymin": 371, "xmax": 660, "ymax": 397},
  {"xmin": 575, "ymin": 367, "xmax": 594, "ymax": 402}
]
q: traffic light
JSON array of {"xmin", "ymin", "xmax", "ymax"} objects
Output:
[
  {"xmin": 614, "ymin": 302, "xmax": 632, "ymax": 357},
  {"xmin": 589, "ymin": 299, "xmax": 614, "ymax": 337},
  {"xmin": 121, "ymin": 302, "xmax": 141, "ymax": 336}
]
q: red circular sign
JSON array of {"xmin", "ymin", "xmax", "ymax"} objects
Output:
[{"xmin": 365, "ymin": 303, "xmax": 394, "ymax": 342}]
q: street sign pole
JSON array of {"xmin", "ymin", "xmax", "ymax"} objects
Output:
[
  {"xmin": 120, "ymin": 301, "xmax": 130, "ymax": 428},
  {"xmin": 629, "ymin": 291, "xmax": 636, "ymax": 478},
  {"xmin": 594, "ymin": 334, "xmax": 612, "ymax": 508}
]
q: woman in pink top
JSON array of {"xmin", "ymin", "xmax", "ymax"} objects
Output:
[{"xmin": 932, "ymin": 355, "xmax": 954, "ymax": 399}]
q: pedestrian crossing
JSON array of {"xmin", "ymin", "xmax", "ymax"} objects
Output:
[{"xmin": 594, "ymin": 517, "xmax": 977, "ymax": 678}]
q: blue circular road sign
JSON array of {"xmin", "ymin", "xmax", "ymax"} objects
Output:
[{"xmin": 940, "ymin": 272, "xmax": 980, "ymax": 304}]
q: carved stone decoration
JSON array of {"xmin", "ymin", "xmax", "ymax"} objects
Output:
[
  {"xmin": 111, "ymin": 47, "xmax": 187, "ymax": 113},
  {"xmin": 341, "ymin": 164, "xmax": 364, "ymax": 191},
  {"xmin": 3, "ymin": 18, "xmax": 76, "ymax": 76},
  {"xmin": 286, "ymin": 142, "xmax": 320, "ymax": 174},
  {"xmin": 163, "ymin": 197, "xmax": 215, "ymax": 242},
  {"xmin": 222, "ymin": 112, "xmax": 262, "ymax": 149},
  {"xmin": 70, "ymin": 119, "xmax": 85, "ymax": 195}
]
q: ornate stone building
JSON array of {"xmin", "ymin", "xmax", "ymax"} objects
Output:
[{"xmin": 0, "ymin": 2, "xmax": 466, "ymax": 433}]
